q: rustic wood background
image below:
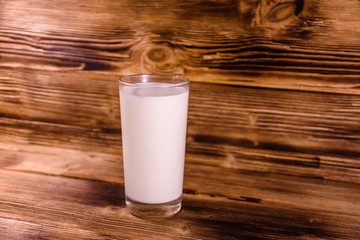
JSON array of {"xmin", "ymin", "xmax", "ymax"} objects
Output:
[{"xmin": 0, "ymin": 0, "xmax": 360, "ymax": 239}]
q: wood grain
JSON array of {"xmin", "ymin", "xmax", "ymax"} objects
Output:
[
  {"xmin": 0, "ymin": 80, "xmax": 359, "ymax": 237},
  {"xmin": 1, "ymin": 81, "xmax": 359, "ymax": 181},
  {"xmin": 1, "ymin": 0, "xmax": 360, "ymax": 239},
  {"xmin": 0, "ymin": 167, "xmax": 359, "ymax": 240},
  {"xmin": 1, "ymin": 0, "xmax": 360, "ymax": 94}
]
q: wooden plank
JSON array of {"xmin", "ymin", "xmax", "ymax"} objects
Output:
[
  {"xmin": 0, "ymin": 69, "xmax": 120, "ymax": 129},
  {"xmin": 1, "ymin": 82, "xmax": 359, "ymax": 183},
  {"xmin": 1, "ymin": 139, "xmax": 359, "ymax": 216},
  {"xmin": 0, "ymin": 143, "xmax": 123, "ymax": 183},
  {"xmin": 0, "ymin": 166, "xmax": 359, "ymax": 239},
  {"xmin": 1, "ymin": 0, "xmax": 360, "ymax": 94},
  {"xmin": 187, "ymin": 83, "xmax": 360, "ymax": 184}
]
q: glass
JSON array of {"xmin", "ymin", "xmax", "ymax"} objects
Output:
[{"xmin": 119, "ymin": 74, "xmax": 189, "ymax": 218}]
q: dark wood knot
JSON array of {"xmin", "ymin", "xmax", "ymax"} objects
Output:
[
  {"xmin": 140, "ymin": 42, "xmax": 184, "ymax": 73},
  {"xmin": 266, "ymin": 2, "xmax": 297, "ymax": 23},
  {"xmin": 146, "ymin": 46, "xmax": 172, "ymax": 63},
  {"xmin": 237, "ymin": 0, "xmax": 304, "ymax": 28},
  {"xmin": 128, "ymin": 38, "xmax": 185, "ymax": 73}
]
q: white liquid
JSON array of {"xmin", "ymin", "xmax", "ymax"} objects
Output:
[{"xmin": 120, "ymin": 83, "xmax": 189, "ymax": 204}]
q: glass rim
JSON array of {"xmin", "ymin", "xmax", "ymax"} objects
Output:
[{"xmin": 119, "ymin": 73, "xmax": 189, "ymax": 87}]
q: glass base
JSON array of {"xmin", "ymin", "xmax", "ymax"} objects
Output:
[{"xmin": 125, "ymin": 195, "xmax": 182, "ymax": 218}]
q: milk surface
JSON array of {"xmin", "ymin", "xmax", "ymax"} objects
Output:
[{"xmin": 120, "ymin": 83, "xmax": 189, "ymax": 204}]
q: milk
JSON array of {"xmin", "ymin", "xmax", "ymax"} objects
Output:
[{"xmin": 120, "ymin": 83, "xmax": 189, "ymax": 204}]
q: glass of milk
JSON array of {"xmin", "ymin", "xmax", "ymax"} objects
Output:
[{"xmin": 119, "ymin": 74, "xmax": 189, "ymax": 218}]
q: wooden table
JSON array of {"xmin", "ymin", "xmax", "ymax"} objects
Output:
[
  {"xmin": 1, "ymin": 82, "xmax": 359, "ymax": 239},
  {"xmin": 1, "ymin": 0, "xmax": 360, "ymax": 239}
]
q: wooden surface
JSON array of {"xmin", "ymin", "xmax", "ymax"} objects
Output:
[{"xmin": 1, "ymin": 0, "xmax": 360, "ymax": 239}]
